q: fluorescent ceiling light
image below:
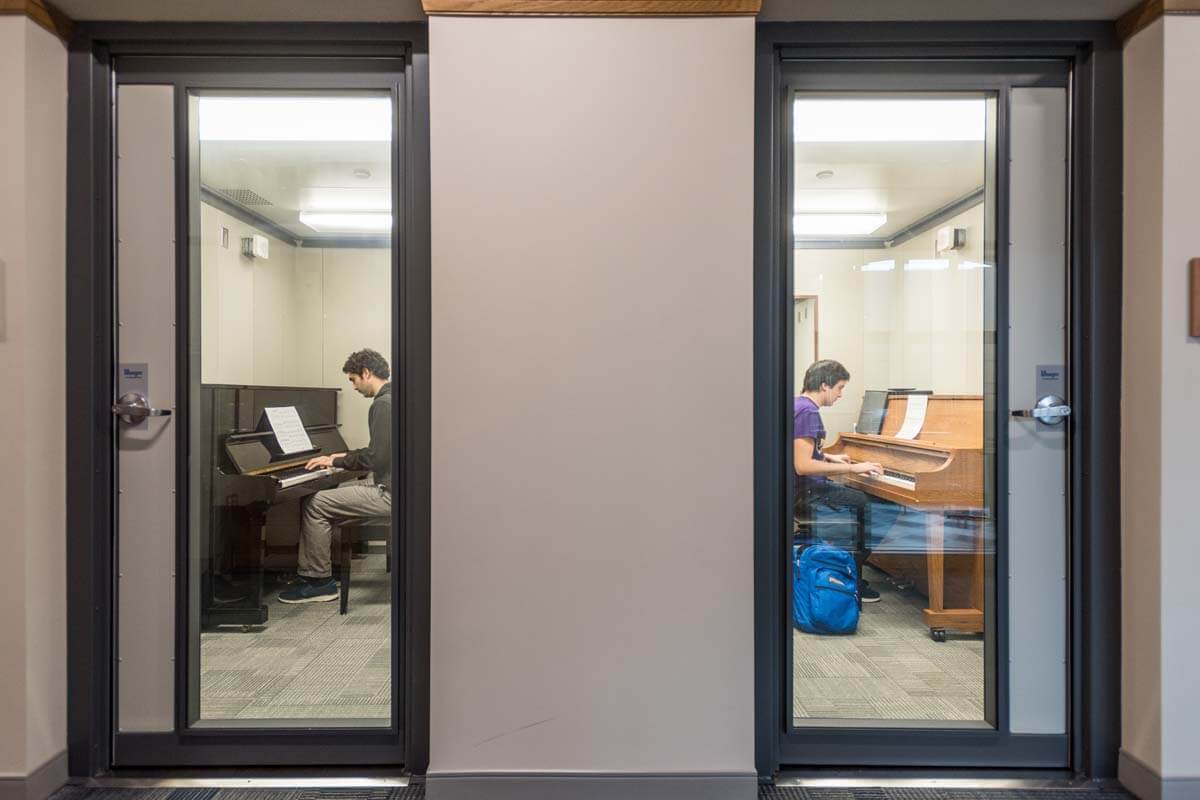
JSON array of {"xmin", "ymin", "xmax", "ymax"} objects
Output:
[
  {"xmin": 958, "ymin": 260, "xmax": 993, "ymax": 270},
  {"xmin": 904, "ymin": 259, "xmax": 951, "ymax": 271},
  {"xmin": 198, "ymin": 97, "xmax": 391, "ymax": 142},
  {"xmin": 299, "ymin": 212, "xmax": 392, "ymax": 233},
  {"xmin": 861, "ymin": 259, "xmax": 895, "ymax": 272},
  {"xmin": 300, "ymin": 187, "xmax": 391, "ymax": 212},
  {"xmin": 794, "ymin": 99, "xmax": 986, "ymax": 143},
  {"xmin": 794, "ymin": 213, "xmax": 887, "ymax": 236}
]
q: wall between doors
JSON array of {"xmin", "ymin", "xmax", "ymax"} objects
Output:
[
  {"xmin": 0, "ymin": 15, "xmax": 68, "ymax": 786},
  {"xmin": 427, "ymin": 14, "xmax": 756, "ymax": 787},
  {"xmin": 198, "ymin": 202, "xmax": 390, "ymax": 449}
]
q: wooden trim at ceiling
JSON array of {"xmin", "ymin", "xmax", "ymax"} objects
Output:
[
  {"xmin": 1117, "ymin": 0, "xmax": 1200, "ymax": 44},
  {"xmin": 0, "ymin": 0, "xmax": 74, "ymax": 41},
  {"xmin": 421, "ymin": 0, "xmax": 760, "ymax": 15}
]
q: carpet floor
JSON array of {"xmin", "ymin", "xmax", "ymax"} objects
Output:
[
  {"xmin": 200, "ymin": 554, "xmax": 392, "ymax": 723},
  {"xmin": 793, "ymin": 565, "xmax": 985, "ymax": 723}
]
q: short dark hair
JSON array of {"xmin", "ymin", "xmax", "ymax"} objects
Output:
[
  {"xmin": 342, "ymin": 349, "xmax": 390, "ymax": 380},
  {"xmin": 802, "ymin": 359, "xmax": 850, "ymax": 392}
]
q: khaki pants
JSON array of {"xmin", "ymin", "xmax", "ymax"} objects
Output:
[{"xmin": 297, "ymin": 483, "xmax": 391, "ymax": 579}]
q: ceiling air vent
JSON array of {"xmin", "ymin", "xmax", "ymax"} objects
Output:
[{"xmin": 215, "ymin": 187, "xmax": 273, "ymax": 207}]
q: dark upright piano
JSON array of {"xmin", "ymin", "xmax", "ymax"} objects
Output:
[{"xmin": 198, "ymin": 384, "xmax": 363, "ymax": 628}]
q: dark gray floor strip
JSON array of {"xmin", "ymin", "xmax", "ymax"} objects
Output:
[{"xmin": 54, "ymin": 784, "xmax": 1132, "ymax": 800}]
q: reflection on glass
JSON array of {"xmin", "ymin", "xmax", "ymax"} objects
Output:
[
  {"xmin": 790, "ymin": 94, "xmax": 994, "ymax": 726},
  {"xmin": 190, "ymin": 93, "xmax": 394, "ymax": 727}
]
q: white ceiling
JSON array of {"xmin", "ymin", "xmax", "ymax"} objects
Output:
[
  {"xmin": 200, "ymin": 140, "xmax": 392, "ymax": 238},
  {"xmin": 56, "ymin": 0, "xmax": 1137, "ymax": 21},
  {"xmin": 794, "ymin": 140, "xmax": 984, "ymax": 240}
]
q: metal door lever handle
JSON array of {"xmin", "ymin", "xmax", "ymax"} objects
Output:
[
  {"xmin": 112, "ymin": 392, "xmax": 172, "ymax": 424},
  {"xmin": 1012, "ymin": 394, "xmax": 1071, "ymax": 425}
]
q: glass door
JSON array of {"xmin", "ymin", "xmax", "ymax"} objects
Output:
[
  {"xmin": 111, "ymin": 56, "xmax": 411, "ymax": 766},
  {"xmin": 778, "ymin": 60, "xmax": 1072, "ymax": 766}
]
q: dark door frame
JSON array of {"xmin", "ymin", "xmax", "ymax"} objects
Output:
[
  {"xmin": 66, "ymin": 23, "xmax": 431, "ymax": 775},
  {"xmin": 753, "ymin": 21, "xmax": 1122, "ymax": 781}
]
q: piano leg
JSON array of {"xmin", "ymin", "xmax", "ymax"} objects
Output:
[
  {"xmin": 922, "ymin": 512, "xmax": 984, "ymax": 640},
  {"xmin": 202, "ymin": 506, "xmax": 270, "ymax": 628}
]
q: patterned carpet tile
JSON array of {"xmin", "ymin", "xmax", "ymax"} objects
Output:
[
  {"xmin": 761, "ymin": 790, "xmax": 1130, "ymax": 800},
  {"xmin": 52, "ymin": 785, "xmax": 1130, "ymax": 800},
  {"xmin": 53, "ymin": 790, "xmax": 421, "ymax": 800},
  {"xmin": 200, "ymin": 558, "xmax": 393, "ymax": 722},
  {"xmin": 794, "ymin": 566, "xmax": 986, "ymax": 723}
]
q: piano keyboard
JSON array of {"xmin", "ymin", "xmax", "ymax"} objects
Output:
[
  {"xmin": 867, "ymin": 469, "xmax": 916, "ymax": 490},
  {"xmin": 277, "ymin": 467, "xmax": 340, "ymax": 489}
]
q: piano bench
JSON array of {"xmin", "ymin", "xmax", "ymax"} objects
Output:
[
  {"xmin": 337, "ymin": 518, "xmax": 391, "ymax": 615},
  {"xmin": 794, "ymin": 504, "xmax": 870, "ymax": 610}
]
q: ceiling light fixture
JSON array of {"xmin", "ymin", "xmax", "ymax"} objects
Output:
[
  {"xmin": 198, "ymin": 97, "xmax": 391, "ymax": 142},
  {"xmin": 299, "ymin": 212, "xmax": 392, "ymax": 233},
  {"xmin": 794, "ymin": 213, "xmax": 887, "ymax": 236},
  {"xmin": 904, "ymin": 259, "xmax": 951, "ymax": 271},
  {"xmin": 794, "ymin": 98, "xmax": 987, "ymax": 143},
  {"xmin": 861, "ymin": 259, "xmax": 895, "ymax": 272},
  {"xmin": 958, "ymin": 260, "xmax": 993, "ymax": 270},
  {"xmin": 815, "ymin": 169, "xmax": 835, "ymax": 180},
  {"xmin": 300, "ymin": 187, "xmax": 390, "ymax": 213}
]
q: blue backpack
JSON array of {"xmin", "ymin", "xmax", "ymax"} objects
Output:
[{"xmin": 792, "ymin": 544, "xmax": 860, "ymax": 635}]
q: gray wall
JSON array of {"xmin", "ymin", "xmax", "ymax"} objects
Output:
[
  {"xmin": 0, "ymin": 14, "xmax": 68, "ymax": 787},
  {"xmin": 427, "ymin": 15, "xmax": 757, "ymax": 784},
  {"xmin": 1121, "ymin": 16, "xmax": 1164, "ymax": 779},
  {"xmin": 1121, "ymin": 14, "xmax": 1200, "ymax": 795}
]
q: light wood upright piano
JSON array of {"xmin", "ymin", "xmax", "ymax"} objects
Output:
[{"xmin": 823, "ymin": 394, "xmax": 987, "ymax": 641}]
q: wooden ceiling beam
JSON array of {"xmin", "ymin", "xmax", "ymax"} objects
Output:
[
  {"xmin": 421, "ymin": 0, "xmax": 760, "ymax": 16},
  {"xmin": 0, "ymin": 0, "xmax": 74, "ymax": 42},
  {"xmin": 1117, "ymin": 0, "xmax": 1200, "ymax": 44}
]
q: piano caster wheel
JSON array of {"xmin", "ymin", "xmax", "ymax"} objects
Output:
[{"xmin": 931, "ymin": 628, "xmax": 947, "ymax": 643}]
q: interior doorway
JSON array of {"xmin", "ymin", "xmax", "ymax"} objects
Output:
[
  {"xmin": 793, "ymin": 295, "xmax": 818, "ymax": 395},
  {"xmin": 65, "ymin": 27, "xmax": 431, "ymax": 774},
  {"xmin": 752, "ymin": 34, "xmax": 1126, "ymax": 773}
]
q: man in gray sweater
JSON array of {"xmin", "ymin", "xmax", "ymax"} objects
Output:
[{"xmin": 279, "ymin": 348, "xmax": 393, "ymax": 604}]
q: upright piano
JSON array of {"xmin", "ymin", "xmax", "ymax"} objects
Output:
[
  {"xmin": 823, "ymin": 394, "xmax": 987, "ymax": 640},
  {"xmin": 198, "ymin": 384, "xmax": 363, "ymax": 628}
]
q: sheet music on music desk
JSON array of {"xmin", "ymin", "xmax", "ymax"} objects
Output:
[
  {"xmin": 894, "ymin": 394, "xmax": 928, "ymax": 440},
  {"xmin": 264, "ymin": 406, "xmax": 314, "ymax": 454}
]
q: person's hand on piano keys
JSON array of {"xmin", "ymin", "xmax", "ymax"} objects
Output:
[
  {"xmin": 848, "ymin": 460, "xmax": 884, "ymax": 477},
  {"xmin": 305, "ymin": 452, "xmax": 346, "ymax": 471}
]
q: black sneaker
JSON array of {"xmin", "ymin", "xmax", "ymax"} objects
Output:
[
  {"xmin": 860, "ymin": 581, "xmax": 882, "ymax": 603},
  {"xmin": 278, "ymin": 578, "xmax": 338, "ymax": 604}
]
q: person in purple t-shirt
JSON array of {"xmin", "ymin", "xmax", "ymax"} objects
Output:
[{"xmin": 794, "ymin": 359, "xmax": 901, "ymax": 603}]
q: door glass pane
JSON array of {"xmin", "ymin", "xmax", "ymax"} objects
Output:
[
  {"xmin": 188, "ymin": 92, "xmax": 395, "ymax": 727},
  {"xmin": 790, "ymin": 93, "xmax": 996, "ymax": 726}
]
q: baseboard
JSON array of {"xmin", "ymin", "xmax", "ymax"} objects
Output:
[
  {"xmin": 425, "ymin": 771, "xmax": 758, "ymax": 800},
  {"xmin": 0, "ymin": 752, "xmax": 68, "ymax": 800},
  {"xmin": 1119, "ymin": 749, "xmax": 1200, "ymax": 800}
]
